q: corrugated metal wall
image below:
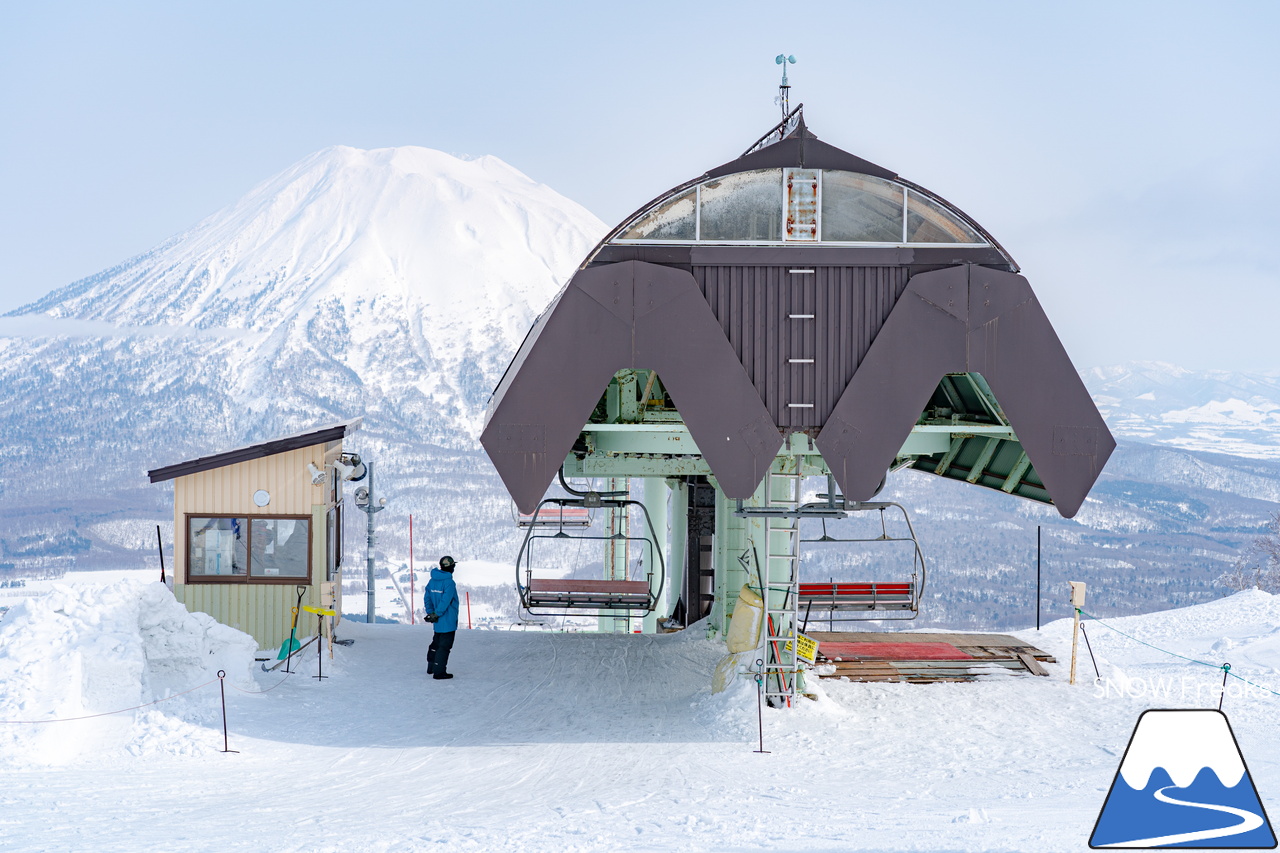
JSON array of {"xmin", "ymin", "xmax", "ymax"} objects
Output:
[
  {"xmin": 172, "ymin": 441, "xmax": 344, "ymax": 650},
  {"xmin": 694, "ymin": 265, "xmax": 909, "ymax": 427}
]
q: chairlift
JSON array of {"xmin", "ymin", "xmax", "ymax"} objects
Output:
[
  {"xmin": 515, "ymin": 497, "xmax": 665, "ymax": 616},
  {"xmin": 798, "ymin": 500, "xmax": 926, "ymax": 623},
  {"xmin": 515, "ymin": 502, "xmax": 593, "ymax": 530}
]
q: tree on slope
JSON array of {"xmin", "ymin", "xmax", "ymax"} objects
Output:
[{"xmin": 1219, "ymin": 511, "xmax": 1280, "ymax": 594}]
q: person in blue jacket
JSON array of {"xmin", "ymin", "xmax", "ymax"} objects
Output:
[{"xmin": 424, "ymin": 555, "xmax": 460, "ymax": 680}]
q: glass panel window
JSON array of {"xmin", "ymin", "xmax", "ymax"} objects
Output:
[
  {"xmin": 619, "ymin": 188, "xmax": 697, "ymax": 240},
  {"xmin": 189, "ymin": 517, "xmax": 247, "ymax": 577},
  {"xmin": 250, "ymin": 518, "xmax": 311, "ymax": 578},
  {"xmin": 698, "ymin": 170, "xmax": 782, "ymax": 241},
  {"xmin": 821, "ymin": 172, "xmax": 905, "ymax": 242},
  {"xmin": 905, "ymin": 191, "xmax": 985, "ymax": 243}
]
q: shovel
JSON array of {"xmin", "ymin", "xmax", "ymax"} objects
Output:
[{"xmin": 277, "ymin": 585, "xmax": 308, "ymax": 664}]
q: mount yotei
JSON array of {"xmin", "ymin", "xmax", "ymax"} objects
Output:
[{"xmin": 0, "ymin": 145, "xmax": 605, "ymax": 574}]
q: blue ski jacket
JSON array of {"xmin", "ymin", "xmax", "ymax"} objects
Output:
[{"xmin": 424, "ymin": 567, "xmax": 460, "ymax": 632}]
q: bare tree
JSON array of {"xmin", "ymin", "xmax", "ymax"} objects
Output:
[{"xmin": 1219, "ymin": 512, "xmax": 1280, "ymax": 594}]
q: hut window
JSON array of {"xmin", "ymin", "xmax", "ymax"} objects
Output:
[
  {"xmin": 187, "ymin": 515, "xmax": 311, "ymax": 583},
  {"xmin": 250, "ymin": 518, "xmax": 311, "ymax": 579},
  {"xmin": 188, "ymin": 517, "xmax": 248, "ymax": 577}
]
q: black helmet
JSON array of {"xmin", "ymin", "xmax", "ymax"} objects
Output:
[{"xmin": 439, "ymin": 555, "xmax": 456, "ymax": 570}]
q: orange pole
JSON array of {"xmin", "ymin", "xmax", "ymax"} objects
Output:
[{"xmin": 409, "ymin": 515, "xmax": 415, "ymax": 625}]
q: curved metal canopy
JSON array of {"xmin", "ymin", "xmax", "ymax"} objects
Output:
[{"xmin": 481, "ymin": 112, "xmax": 1113, "ymax": 517}]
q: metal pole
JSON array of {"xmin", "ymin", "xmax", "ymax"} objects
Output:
[
  {"xmin": 409, "ymin": 514, "xmax": 415, "ymax": 625},
  {"xmin": 357, "ymin": 461, "xmax": 385, "ymax": 624},
  {"xmin": 156, "ymin": 524, "xmax": 166, "ymax": 585},
  {"xmin": 217, "ymin": 670, "xmax": 238, "ymax": 753},
  {"xmin": 366, "ymin": 462, "xmax": 376, "ymax": 623},
  {"xmin": 1036, "ymin": 525, "xmax": 1041, "ymax": 631}
]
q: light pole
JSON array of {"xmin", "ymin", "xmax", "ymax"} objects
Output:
[{"xmin": 354, "ymin": 461, "xmax": 386, "ymax": 623}]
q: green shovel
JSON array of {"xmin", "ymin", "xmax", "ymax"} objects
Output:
[{"xmin": 277, "ymin": 585, "xmax": 308, "ymax": 663}]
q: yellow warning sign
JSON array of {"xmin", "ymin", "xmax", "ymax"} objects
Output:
[{"xmin": 785, "ymin": 633, "xmax": 819, "ymax": 664}]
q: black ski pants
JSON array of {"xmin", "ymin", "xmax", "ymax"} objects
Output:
[{"xmin": 428, "ymin": 630, "xmax": 456, "ymax": 673}]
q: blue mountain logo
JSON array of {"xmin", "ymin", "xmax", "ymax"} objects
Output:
[{"xmin": 1091, "ymin": 709, "xmax": 1276, "ymax": 848}]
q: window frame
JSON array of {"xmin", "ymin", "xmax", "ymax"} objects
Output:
[{"xmin": 185, "ymin": 513, "xmax": 313, "ymax": 585}]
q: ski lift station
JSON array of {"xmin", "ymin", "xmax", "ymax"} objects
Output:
[
  {"xmin": 147, "ymin": 420, "xmax": 363, "ymax": 650},
  {"xmin": 481, "ymin": 105, "xmax": 1115, "ymax": 703}
]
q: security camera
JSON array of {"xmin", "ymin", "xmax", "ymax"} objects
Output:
[
  {"xmin": 306, "ymin": 463, "xmax": 326, "ymax": 485},
  {"xmin": 354, "ymin": 487, "xmax": 370, "ymax": 508}
]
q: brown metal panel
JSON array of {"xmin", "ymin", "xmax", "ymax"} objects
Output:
[
  {"xmin": 817, "ymin": 274, "xmax": 968, "ymax": 503},
  {"xmin": 481, "ymin": 261, "xmax": 782, "ymax": 511},
  {"xmin": 690, "ymin": 263, "xmax": 913, "ymax": 431},
  {"xmin": 815, "ymin": 265, "xmax": 1114, "ymax": 518},
  {"xmin": 481, "ymin": 275, "xmax": 632, "ymax": 512},
  {"xmin": 963, "ymin": 266, "xmax": 1116, "ymax": 518}
]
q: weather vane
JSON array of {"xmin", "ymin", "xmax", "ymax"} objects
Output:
[{"xmin": 775, "ymin": 54, "xmax": 796, "ymax": 118}]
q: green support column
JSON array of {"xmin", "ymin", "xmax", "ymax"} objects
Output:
[
  {"xmin": 640, "ymin": 477, "xmax": 667, "ymax": 634},
  {"xmin": 600, "ymin": 477, "xmax": 632, "ymax": 633},
  {"xmin": 709, "ymin": 478, "xmax": 765, "ymax": 637},
  {"xmin": 666, "ymin": 478, "xmax": 688, "ymax": 626}
]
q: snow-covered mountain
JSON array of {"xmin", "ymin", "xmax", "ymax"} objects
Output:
[
  {"xmin": 1084, "ymin": 363, "xmax": 1280, "ymax": 459},
  {"xmin": 0, "ymin": 146, "xmax": 606, "ymax": 568},
  {"xmin": 10, "ymin": 145, "xmax": 605, "ymax": 442}
]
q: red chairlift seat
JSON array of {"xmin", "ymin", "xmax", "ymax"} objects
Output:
[
  {"xmin": 799, "ymin": 501, "xmax": 926, "ymax": 622},
  {"xmin": 517, "ymin": 505, "xmax": 592, "ymax": 529},
  {"xmin": 797, "ymin": 581, "xmax": 916, "ymax": 611}
]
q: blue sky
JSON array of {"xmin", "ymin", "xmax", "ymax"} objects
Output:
[{"xmin": 2, "ymin": 1, "xmax": 1277, "ymax": 371}]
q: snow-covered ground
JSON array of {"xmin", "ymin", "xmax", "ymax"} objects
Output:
[{"xmin": 2, "ymin": 579, "xmax": 1279, "ymax": 852}]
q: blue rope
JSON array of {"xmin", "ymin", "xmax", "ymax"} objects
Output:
[{"xmin": 1078, "ymin": 608, "xmax": 1280, "ymax": 699}]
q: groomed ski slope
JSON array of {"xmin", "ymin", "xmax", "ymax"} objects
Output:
[{"xmin": 2, "ymin": 583, "xmax": 1279, "ymax": 852}]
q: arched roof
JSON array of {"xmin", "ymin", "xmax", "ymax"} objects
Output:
[
  {"xmin": 584, "ymin": 111, "xmax": 1017, "ymax": 270},
  {"xmin": 482, "ymin": 111, "xmax": 1112, "ymax": 517}
]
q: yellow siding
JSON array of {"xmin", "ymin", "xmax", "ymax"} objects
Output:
[{"xmin": 172, "ymin": 440, "xmax": 345, "ymax": 650}]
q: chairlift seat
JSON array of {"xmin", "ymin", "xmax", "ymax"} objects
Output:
[
  {"xmin": 798, "ymin": 582, "xmax": 916, "ymax": 611},
  {"xmin": 526, "ymin": 578, "xmax": 651, "ymax": 609},
  {"xmin": 517, "ymin": 506, "xmax": 591, "ymax": 529}
]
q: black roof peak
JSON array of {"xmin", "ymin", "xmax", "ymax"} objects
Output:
[{"xmin": 708, "ymin": 105, "xmax": 896, "ymax": 181}]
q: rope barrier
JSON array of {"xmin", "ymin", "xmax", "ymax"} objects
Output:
[
  {"xmin": 1078, "ymin": 607, "xmax": 1280, "ymax": 700},
  {"xmin": 0, "ymin": 677, "xmax": 220, "ymax": 725},
  {"xmin": 229, "ymin": 669, "xmax": 295, "ymax": 695},
  {"xmin": 1, "ymin": 664, "xmax": 302, "ymax": 724}
]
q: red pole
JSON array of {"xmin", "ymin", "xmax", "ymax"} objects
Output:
[
  {"xmin": 408, "ymin": 515, "xmax": 415, "ymax": 625},
  {"xmin": 466, "ymin": 591, "xmax": 472, "ymax": 630}
]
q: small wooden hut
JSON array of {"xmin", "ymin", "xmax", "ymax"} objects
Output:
[{"xmin": 147, "ymin": 419, "xmax": 360, "ymax": 650}]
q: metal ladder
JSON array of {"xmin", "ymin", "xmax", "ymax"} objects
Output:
[{"xmin": 762, "ymin": 465, "xmax": 802, "ymax": 706}]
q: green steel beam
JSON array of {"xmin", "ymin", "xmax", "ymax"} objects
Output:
[
  {"xmin": 933, "ymin": 436, "xmax": 965, "ymax": 476},
  {"xmin": 1000, "ymin": 451, "xmax": 1033, "ymax": 493},
  {"xmin": 965, "ymin": 437, "xmax": 1002, "ymax": 484}
]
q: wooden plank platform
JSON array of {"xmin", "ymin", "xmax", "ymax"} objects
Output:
[{"xmin": 807, "ymin": 631, "xmax": 1056, "ymax": 684}]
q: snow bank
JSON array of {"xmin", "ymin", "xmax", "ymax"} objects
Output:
[{"xmin": 0, "ymin": 580, "xmax": 256, "ymax": 765}]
